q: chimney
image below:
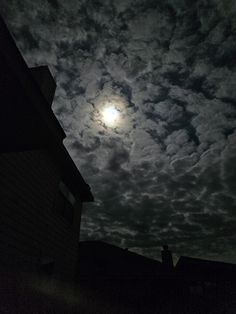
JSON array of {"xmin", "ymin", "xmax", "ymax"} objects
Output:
[
  {"xmin": 30, "ymin": 66, "xmax": 56, "ymax": 106},
  {"xmin": 161, "ymin": 244, "xmax": 173, "ymax": 269}
]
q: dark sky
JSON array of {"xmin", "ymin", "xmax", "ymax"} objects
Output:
[{"xmin": 2, "ymin": 0, "xmax": 236, "ymax": 263}]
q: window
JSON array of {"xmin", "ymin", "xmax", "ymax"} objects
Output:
[
  {"xmin": 39, "ymin": 256, "xmax": 55, "ymax": 277},
  {"xmin": 55, "ymin": 181, "xmax": 75, "ymax": 224}
]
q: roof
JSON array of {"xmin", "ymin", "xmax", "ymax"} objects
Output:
[
  {"xmin": 78, "ymin": 241, "xmax": 162, "ymax": 276},
  {"xmin": 30, "ymin": 66, "xmax": 57, "ymax": 106},
  {"xmin": 0, "ymin": 16, "xmax": 93, "ymax": 202},
  {"xmin": 176, "ymin": 256, "xmax": 236, "ymax": 282}
]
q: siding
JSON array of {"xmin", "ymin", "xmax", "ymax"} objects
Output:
[{"xmin": 0, "ymin": 149, "xmax": 82, "ymax": 281}]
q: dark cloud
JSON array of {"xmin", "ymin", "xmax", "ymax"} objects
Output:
[
  {"xmin": 47, "ymin": 0, "xmax": 59, "ymax": 9},
  {"xmin": 2, "ymin": 0, "xmax": 236, "ymax": 263},
  {"xmin": 107, "ymin": 148, "xmax": 129, "ymax": 171}
]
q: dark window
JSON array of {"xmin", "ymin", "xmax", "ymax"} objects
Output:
[
  {"xmin": 39, "ymin": 257, "xmax": 55, "ymax": 277},
  {"xmin": 63, "ymin": 194, "xmax": 74, "ymax": 224},
  {"xmin": 55, "ymin": 185, "xmax": 75, "ymax": 224}
]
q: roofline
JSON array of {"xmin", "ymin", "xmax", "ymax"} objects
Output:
[
  {"xmin": 79, "ymin": 241, "xmax": 161, "ymax": 264},
  {"xmin": 0, "ymin": 17, "xmax": 66, "ymax": 143},
  {"xmin": 176, "ymin": 255, "xmax": 236, "ymax": 268},
  {"xmin": 0, "ymin": 16, "xmax": 94, "ymax": 202}
]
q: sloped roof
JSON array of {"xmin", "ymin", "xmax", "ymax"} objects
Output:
[
  {"xmin": 78, "ymin": 241, "xmax": 162, "ymax": 276},
  {"xmin": 0, "ymin": 16, "xmax": 93, "ymax": 202},
  {"xmin": 176, "ymin": 256, "xmax": 236, "ymax": 282}
]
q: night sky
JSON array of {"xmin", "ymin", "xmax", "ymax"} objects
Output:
[{"xmin": 1, "ymin": 0, "xmax": 236, "ymax": 263}]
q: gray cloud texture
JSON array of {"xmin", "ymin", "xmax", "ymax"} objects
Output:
[{"xmin": 1, "ymin": 0, "xmax": 236, "ymax": 262}]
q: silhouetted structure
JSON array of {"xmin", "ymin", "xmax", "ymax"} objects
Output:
[
  {"xmin": 78, "ymin": 241, "xmax": 162, "ymax": 279},
  {"xmin": 77, "ymin": 241, "xmax": 236, "ymax": 313},
  {"xmin": 77, "ymin": 241, "xmax": 164, "ymax": 313},
  {"xmin": 176, "ymin": 256, "xmax": 236, "ymax": 291},
  {"xmin": 161, "ymin": 244, "xmax": 174, "ymax": 270},
  {"xmin": 0, "ymin": 15, "xmax": 93, "ymax": 285}
]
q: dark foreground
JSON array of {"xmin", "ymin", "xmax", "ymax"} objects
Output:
[{"xmin": 1, "ymin": 272, "xmax": 236, "ymax": 314}]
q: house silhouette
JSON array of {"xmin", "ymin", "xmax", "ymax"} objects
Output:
[
  {"xmin": 77, "ymin": 241, "xmax": 236, "ymax": 313},
  {"xmin": 0, "ymin": 15, "xmax": 93, "ymax": 287}
]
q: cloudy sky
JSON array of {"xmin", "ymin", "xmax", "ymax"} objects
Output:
[{"xmin": 2, "ymin": 0, "xmax": 236, "ymax": 263}]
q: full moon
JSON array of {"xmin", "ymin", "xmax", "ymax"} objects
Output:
[{"xmin": 102, "ymin": 106, "xmax": 120, "ymax": 126}]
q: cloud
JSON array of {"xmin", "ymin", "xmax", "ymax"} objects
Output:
[{"xmin": 2, "ymin": 0, "xmax": 236, "ymax": 263}]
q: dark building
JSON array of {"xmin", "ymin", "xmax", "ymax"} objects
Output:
[
  {"xmin": 78, "ymin": 240, "xmax": 163, "ymax": 282},
  {"xmin": 0, "ymin": 15, "xmax": 93, "ymax": 284},
  {"xmin": 176, "ymin": 256, "xmax": 236, "ymax": 291},
  {"xmin": 77, "ymin": 241, "xmax": 164, "ymax": 314},
  {"xmin": 77, "ymin": 241, "xmax": 236, "ymax": 314}
]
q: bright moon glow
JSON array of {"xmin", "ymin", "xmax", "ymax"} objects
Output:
[{"xmin": 102, "ymin": 106, "xmax": 120, "ymax": 126}]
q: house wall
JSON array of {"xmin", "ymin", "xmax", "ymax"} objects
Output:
[{"xmin": 0, "ymin": 149, "xmax": 82, "ymax": 282}]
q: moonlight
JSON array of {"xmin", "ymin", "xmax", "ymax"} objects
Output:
[{"xmin": 102, "ymin": 106, "xmax": 120, "ymax": 127}]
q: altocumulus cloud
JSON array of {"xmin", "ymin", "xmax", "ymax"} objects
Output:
[{"xmin": 1, "ymin": 0, "xmax": 236, "ymax": 262}]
